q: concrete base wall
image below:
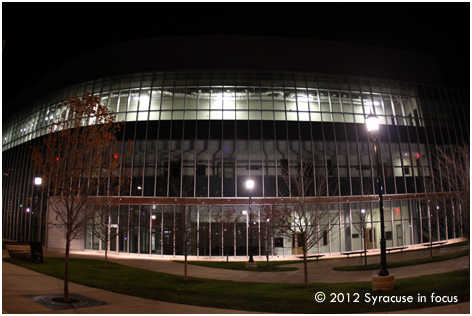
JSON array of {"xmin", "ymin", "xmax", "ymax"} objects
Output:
[{"xmin": 46, "ymin": 199, "xmax": 85, "ymax": 251}]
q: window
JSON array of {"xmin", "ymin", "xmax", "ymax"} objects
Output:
[{"xmin": 274, "ymin": 238, "xmax": 284, "ymax": 248}]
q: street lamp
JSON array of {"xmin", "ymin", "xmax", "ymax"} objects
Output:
[
  {"xmin": 245, "ymin": 179, "xmax": 257, "ymax": 268},
  {"xmin": 33, "ymin": 176, "xmax": 43, "ymax": 242},
  {"xmin": 365, "ymin": 112, "xmax": 389, "ymax": 277},
  {"xmin": 133, "ymin": 185, "xmax": 142, "ymax": 196}
]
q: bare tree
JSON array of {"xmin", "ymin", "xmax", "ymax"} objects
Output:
[
  {"xmin": 275, "ymin": 158, "xmax": 339, "ymax": 288},
  {"xmin": 173, "ymin": 203, "xmax": 194, "ymax": 281},
  {"xmin": 32, "ymin": 92, "xmax": 131, "ymax": 302},
  {"xmin": 433, "ymin": 146, "xmax": 469, "ymax": 238},
  {"xmin": 88, "ymin": 204, "xmax": 122, "ymax": 268},
  {"xmin": 423, "ymin": 145, "xmax": 469, "ymax": 259},
  {"xmin": 171, "ymin": 178, "xmax": 209, "ymax": 281},
  {"xmin": 214, "ymin": 208, "xmax": 242, "ymax": 262},
  {"xmin": 351, "ymin": 204, "xmax": 378, "ymax": 266},
  {"xmin": 258, "ymin": 205, "xmax": 286, "ymax": 268}
]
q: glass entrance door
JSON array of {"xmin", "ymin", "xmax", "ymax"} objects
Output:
[
  {"xmin": 110, "ymin": 227, "xmax": 118, "ymax": 252},
  {"xmin": 396, "ymin": 224, "xmax": 403, "ymax": 246}
]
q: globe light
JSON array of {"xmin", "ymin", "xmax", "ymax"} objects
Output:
[
  {"xmin": 246, "ymin": 179, "xmax": 254, "ymax": 189},
  {"xmin": 34, "ymin": 177, "xmax": 42, "ymax": 185},
  {"xmin": 365, "ymin": 112, "xmax": 379, "ymax": 133}
]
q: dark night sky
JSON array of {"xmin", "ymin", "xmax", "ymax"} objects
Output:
[{"xmin": 2, "ymin": 3, "xmax": 470, "ymax": 118}]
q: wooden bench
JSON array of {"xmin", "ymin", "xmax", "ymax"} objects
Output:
[
  {"xmin": 386, "ymin": 246, "xmax": 409, "ymax": 253},
  {"xmin": 422, "ymin": 241, "xmax": 448, "ymax": 248},
  {"xmin": 341, "ymin": 250, "xmax": 366, "ymax": 259},
  {"xmin": 296, "ymin": 254, "xmax": 325, "ymax": 262}
]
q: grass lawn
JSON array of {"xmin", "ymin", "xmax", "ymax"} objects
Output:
[
  {"xmin": 333, "ymin": 250, "xmax": 469, "ymax": 271},
  {"xmin": 4, "ymin": 257, "xmax": 469, "ymax": 313}
]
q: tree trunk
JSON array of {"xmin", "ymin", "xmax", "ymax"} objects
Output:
[
  {"xmin": 184, "ymin": 255, "xmax": 188, "ymax": 282},
  {"xmin": 266, "ymin": 239, "xmax": 270, "ymax": 268},
  {"xmin": 105, "ymin": 223, "xmax": 109, "ymax": 268},
  {"xmin": 429, "ymin": 207, "xmax": 433, "ymax": 260},
  {"xmin": 364, "ymin": 234, "xmax": 368, "ymax": 266},
  {"xmin": 104, "ymin": 247, "xmax": 108, "ymax": 269},
  {"xmin": 303, "ymin": 251, "xmax": 308, "ymax": 288},
  {"xmin": 430, "ymin": 240, "xmax": 433, "ymax": 259},
  {"xmin": 468, "ymin": 239, "xmax": 470, "ymax": 274},
  {"xmin": 429, "ymin": 222, "xmax": 433, "ymax": 260},
  {"xmin": 64, "ymin": 237, "xmax": 70, "ymax": 302}
]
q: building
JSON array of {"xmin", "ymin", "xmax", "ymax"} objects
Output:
[{"xmin": 2, "ymin": 36, "xmax": 469, "ymax": 258}]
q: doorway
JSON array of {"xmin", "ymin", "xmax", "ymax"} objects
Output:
[
  {"xmin": 396, "ymin": 224, "xmax": 403, "ymax": 246},
  {"xmin": 291, "ymin": 232, "xmax": 305, "ymax": 255},
  {"xmin": 366, "ymin": 227, "xmax": 376, "ymax": 249},
  {"xmin": 109, "ymin": 225, "xmax": 118, "ymax": 253},
  {"xmin": 151, "ymin": 228, "xmax": 162, "ymax": 254}
]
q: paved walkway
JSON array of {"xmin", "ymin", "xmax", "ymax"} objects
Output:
[
  {"xmin": 2, "ymin": 243, "xmax": 470, "ymax": 314},
  {"xmin": 2, "ymin": 260, "xmax": 249, "ymax": 314},
  {"xmin": 102, "ymin": 245, "xmax": 470, "ymax": 284}
]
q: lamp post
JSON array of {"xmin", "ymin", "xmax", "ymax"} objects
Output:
[
  {"xmin": 365, "ymin": 112, "xmax": 389, "ymax": 277},
  {"xmin": 245, "ymin": 179, "xmax": 257, "ymax": 268},
  {"xmin": 34, "ymin": 176, "xmax": 42, "ymax": 242}
]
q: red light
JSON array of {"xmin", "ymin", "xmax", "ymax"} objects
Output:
[
  {"xmin": 416, "ymin": 153, "xmax": 420, "ymax": 158},
  {"xmin": 56, "ymin": 157, "xmax": 59, "ymax": 161},
  {"xmin": 395, "ymin": 208, "xmax": 400, "ymax": 212},
  {"xmin": 114, "ymin": 154, "xmax": 119, "ymax": 159}
]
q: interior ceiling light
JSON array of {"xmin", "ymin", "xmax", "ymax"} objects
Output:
[
  {"xmin": 297, "ymin": 95, "xmax": 314, "ymax": 101},
  {"xmin": 364, "ymin": 100, "xmax": 380, "ymax": 106}
]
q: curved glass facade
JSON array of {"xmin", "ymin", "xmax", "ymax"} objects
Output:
[{"xmin": 3, "ymin": 71, "xmax": 469, "ymax": 257}]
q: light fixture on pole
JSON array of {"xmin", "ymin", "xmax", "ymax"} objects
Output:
[
  {"xmin": 133, "ymin": 185, "xmax": 142, "ymax": 196},
  {"xmin": 245, "ymin": 179, "xmax": 257, "ymax": 268},
  {"xmin": 33, "ymin": 176, "xmax": 43, "ymax": 242},
  {"xmin": 366, "ymin": 111, "xmax": 394, "ymax": 290},
  {"xmin": 34, "ymin": 176, "xmax": 42, "ymax": 186}
]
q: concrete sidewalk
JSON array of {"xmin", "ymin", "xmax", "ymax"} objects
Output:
[
  {"xmin": 2, "ymin": 260, "xmax": 251, "ymax": 314},
  {"xmin": 2, "ymin": 245, "xmax": 470, "ymax": 314},
  {"xmin": 62, "ymin": 244, "xmax": 470, "ymax": 284}
]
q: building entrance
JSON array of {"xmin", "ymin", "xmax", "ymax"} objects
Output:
[
  {"xmin": 366, "ymin": 227, "xmax": 376, "ymax": 249},
  {"xmin": 292, "ymin": 232, "xmax": 305, "ymax": 255}
]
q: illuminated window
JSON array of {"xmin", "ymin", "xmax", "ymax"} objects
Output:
[
  {"xmin": 126, "ymin": 112, "xmax": 137, "ymax": 122},
  {"xmin": 185, "ymin": 111, "xmax": 197, "ymax": 120},
  {"xmin": 137, "ymin": 112, "xmax": 148, "ymax": 121},
  {"xmin": 223, "ymin": 111, "xmax": 235, "ymax": 120},
  {"xmin": 248, "ymin": 111, "xmax": 261, "ymax": 120}
]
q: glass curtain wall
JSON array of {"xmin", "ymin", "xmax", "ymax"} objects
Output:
[
  {"xmin": 7, "ymin": 72, "xmax": 466, "ymax": 199},
  {"xmin": 82, "ymin": 197, "xmax": 465, "ymax": 257},
  {"xmin": 3, "ymin": 71, "xmax": 468, "ymax": 253}
]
